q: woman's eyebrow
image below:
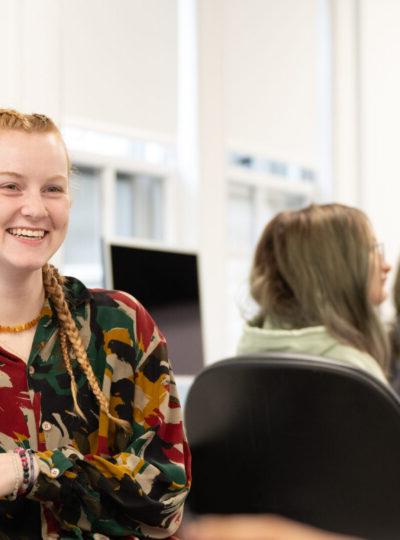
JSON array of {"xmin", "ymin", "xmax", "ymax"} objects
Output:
[
  {"xmin": 0, "ymin": 172, "xmax": 68, "ymax": 181},
  {"xmin": 0, "ymin": 171, "xmax": 23, "ymax": 178},
  {"xmin": 45, "ymin": 174, "xmax": 68, "ymax": 182}
]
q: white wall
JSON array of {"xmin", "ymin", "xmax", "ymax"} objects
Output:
[
  {"xmin": 0, "ymin": 0, "xmax": 62, "ymax": 118},
  {"xmin": 0, "ymin": 0, "xmax": 178, "ymax": 137},
  {"xmin": 61, "ymin": 0, "xmax": 177, "ymax": 135},
  {"xmin": 223, "ymin": 0, "xmax": 320, "ymax": 166}
]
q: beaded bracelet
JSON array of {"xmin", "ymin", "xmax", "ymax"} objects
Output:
[
  {"xmin": 13, "ymin": 447, "xmax": 35, "ymax": 495},
  {"xmin": 27, "ymin": 449, "xmax": 35, "ymax": 490}
]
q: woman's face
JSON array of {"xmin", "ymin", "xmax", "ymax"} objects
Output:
[
  {"xmin": 0, "ymin": 129, "xmax": 70, "ymax": 276},
  {"xmin": 368, "ymin": 238, "xmax": 391, "ymax": 305}
]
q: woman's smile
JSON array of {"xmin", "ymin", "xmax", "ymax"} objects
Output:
[
  {"xmin": 7, "ymin": 227, "xmax": 47, "ymax": 239},
  {"xmin": 0, "ymin": 129, "xmax": 70, "ymax": 275}
]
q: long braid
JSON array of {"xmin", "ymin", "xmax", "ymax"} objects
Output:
[
  {"xmin": 43, "ymin": 264, "xmax": 131, "ymax": 432},
  {"xmin": 59, "ymin": 328, "xmax": 85, "ymax": 420}
]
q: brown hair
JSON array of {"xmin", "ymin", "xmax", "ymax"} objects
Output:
[
  {"xmin": 0, "ymin": 109, "xmax": 130, "ymax": 431},
  {"xmin": 249, "ymin": 203, "xmax": 389, "ymax": 373},
  {"xmin": 389, "ymin": 259, "xmax": 400, "ymax": 379},
  {"xmin": 392, "ymin": 259, "xmax": 400, "ymax": 317}
]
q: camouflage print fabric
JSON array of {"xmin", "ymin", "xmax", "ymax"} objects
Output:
[{"xmin": 0, "ymin": 277, "xmax": 191, "ymax": 539}]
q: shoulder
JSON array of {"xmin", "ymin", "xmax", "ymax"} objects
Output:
[
  {"xmin": 237, "ymin": 323, "xmax": 387, "ymax": 384},
  {"xmin": 325, "ymin": 341, "xmax": 387, "ymax": 384},
  {"xmin": 64, "ymin": 276, "xmax": 164, "ymax": 350},
  {"xmin": 65, "ymin": 275, "xmax": 152, "ymax": 318}
]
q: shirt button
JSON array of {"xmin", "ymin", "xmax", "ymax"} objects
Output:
[
  {"xmin": 28, "ymin": 366, "xmax": 35, "ymax": 375},
  {"xmin": 50, "ymin": 468, "xmax": 60, "ymax": 478},
  {"xmin": 42, "ymin": 421, "xmax": 52, "ymax": 432}
]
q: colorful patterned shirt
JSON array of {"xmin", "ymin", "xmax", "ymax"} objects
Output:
[{"xmin": 0, "ymin": 277, "xmax": 191, "ymax": 539}]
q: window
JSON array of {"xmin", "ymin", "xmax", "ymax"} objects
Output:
[
  {"xmin": 63, "ymin": 166, "xmax": 103, "ymax": 287},
  {"xmin": 116, "ymin": 173, "xmax": 164, "ymax": 240},
  {"xmin": 60, "ymin": 126, "xmax": 176, "ymax": 287},
  {"xmin": 227, "ymin": 182, "xmax": 256, "ymax": 253}
]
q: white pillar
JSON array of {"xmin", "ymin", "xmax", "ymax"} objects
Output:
[
  {"xmin": 177, "ymin": 0, "xmax": 200, "ymax": 248},
  {"xmin": 197, "ymin": 0, "xmax": 228, "ymax": 364},
  {"xmin": 331, "ymin": 0, "xmax": 361, "ymax": 206},
  {"xmin": 177, "ymin": 0, "xmax": 228, "ymax": 365},
  {"xmin": 317, "ymin": 0, "xmax": 333, "ymax": 201}
]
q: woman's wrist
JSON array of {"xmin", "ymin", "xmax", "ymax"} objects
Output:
[
  {"xmin": 6, "ymin": 453, "xmax": 21, "ymax": 501},
  {"xmin": 6, "ymin": 448, "xmax": 39, "ymax": 500}
]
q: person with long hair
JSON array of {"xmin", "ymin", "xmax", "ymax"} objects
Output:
[
  {"xmin": 0, "ymin": 109, "xmax": 190, "ymax": 539},
  {"xmin": 388, "ymin": 258, "xmax": 400, "ymax": 391},
  {"xmin": 238, "ymin": 203, "xmax": 391, "ymax": 383}
]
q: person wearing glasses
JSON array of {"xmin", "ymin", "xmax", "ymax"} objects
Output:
[
  {"xmin": 0, "ymin": 109, "xmax": 190, "ymax": 539},
  {"xmin": 237, "ymin": 203, "xmax": 391, "ymax": 383},
  {"xmin": 388, "ymin": 258, "xmax": 400, "ymax": 392}
]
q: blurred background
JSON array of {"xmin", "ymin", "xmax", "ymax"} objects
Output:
[{"xmin": 0, "ymin": 0, "xmax": 398, "ymax": 370}]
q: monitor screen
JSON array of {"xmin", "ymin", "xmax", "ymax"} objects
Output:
[{"xmin": 105, "ymin": 241, "xmax": 204, "ymax": 376}]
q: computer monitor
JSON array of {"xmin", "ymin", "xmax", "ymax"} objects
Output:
[{"xmin": 103, "ymin": 238, "xmax": 204, "ymax": 376}]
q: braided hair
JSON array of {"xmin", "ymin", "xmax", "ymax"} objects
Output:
[{"xmin": 42, "ymin": 264, "xmax": 131, "ymax": 432}]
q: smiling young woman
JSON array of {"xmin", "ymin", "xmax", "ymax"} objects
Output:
[
  {"xmin": 0, "ymin": 110, "xmax": 191, "ymax": 539},
  {"xmin": 0, "ymin": 129, "xmax": 70, "ymax": 277}
]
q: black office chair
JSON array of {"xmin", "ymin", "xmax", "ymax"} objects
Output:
[{"xmin": 184, "ymin": 353, "xmax": 400, "ymax": 540}]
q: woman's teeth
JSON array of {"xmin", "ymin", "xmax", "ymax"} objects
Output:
[{"xmin": 7, "ymin": 228, "xmax": 45, "ymax": 238}]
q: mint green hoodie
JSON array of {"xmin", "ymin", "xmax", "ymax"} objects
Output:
[{"xmin": 237, "ymin": 323, "xmax": 387, "ymax": 385}]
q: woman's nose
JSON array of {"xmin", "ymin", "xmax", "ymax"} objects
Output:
[
  {"xmin": 383, "ymin": 259, "xmax": 392, "ymax": 274},
  {"xmin": 20, "ymin": 192, "xmax": 48, "ymax": 219}
]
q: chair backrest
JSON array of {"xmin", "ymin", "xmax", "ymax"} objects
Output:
[{"xmin": 184, "ymin": 353, "xmax": 400, "ymax": 540}]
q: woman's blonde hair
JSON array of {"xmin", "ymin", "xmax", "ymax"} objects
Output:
[
  {"xmin": 250, "ymin": 203, "xmax": 389, "ymax": 373},
  {"xmin": 0, "ymin": 109, "xmax": 130, "ymax": 431},
  {"xmin": 0, "ymin": 108, "xmax": 71, "ymax": 171}
]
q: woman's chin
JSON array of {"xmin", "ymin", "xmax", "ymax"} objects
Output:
[
  {"xmin": 369, "ymin": 290, "xmax": 387, "ymax": 306},
  {"xmin": 0, "ymin": 258, "xmax": 47, "ymax": 276}
]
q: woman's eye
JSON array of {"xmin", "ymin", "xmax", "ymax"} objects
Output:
[
  {"xmin": 1, "ymin": 183, "xmax": 19, "ymax": 191},
  {"xmin": 44, "ymin": 185, "xmax": 64, "ymax": 193}
]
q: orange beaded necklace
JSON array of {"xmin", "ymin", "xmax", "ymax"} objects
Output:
[{"xmin": 0, "ymin": 313, "xmax": 41, "ymax": 333}]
